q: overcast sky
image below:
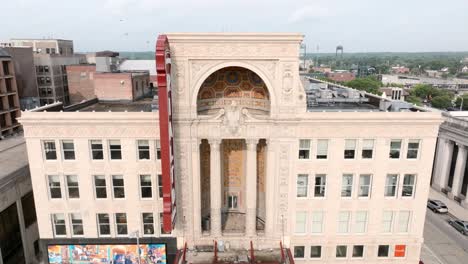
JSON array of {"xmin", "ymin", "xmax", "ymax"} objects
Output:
[{"xmin": 2, "ymin": 0, "xmax": 468, "ymax": 53}]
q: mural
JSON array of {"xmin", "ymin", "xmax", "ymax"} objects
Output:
[{"xmin": 48, "ymin": 244, "xmax": 166, "ymax": 264}]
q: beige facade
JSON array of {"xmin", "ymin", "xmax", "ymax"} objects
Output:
[{"xmin": 19, "ymin": 33, "xmax": 442, "ymax": 264}]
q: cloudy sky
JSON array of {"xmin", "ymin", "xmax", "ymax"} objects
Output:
[{"xmin": 2, "ymin": 0, "xmax": 467, "ymax": 52}]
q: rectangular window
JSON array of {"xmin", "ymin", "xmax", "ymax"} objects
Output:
[
  {"xmin": 382, "ymin": 211, "xmax": 394, "ymax": 233},
  {"xmin": 296, "ymin": 174, "xmax": 308, "ymax": 198},
  {"xmin": 160, "ymin": 212, "xmax": 171, "ymax": 234},
  {"xmin": 94, "ymin": 175, "xmax": 107, "ymax": 199},
  {"xmin": 156, "ymin": 140, "xmax": 161, "ymax": 160},
  {"xmin": 378, "ymin": 245, "xmax": 389, "ymax": 257},
  {"xmin": 354, "ymin": 211, "xmax": 368, "ymax": 233},
  {"xmin": 65, "ymin": 175, "xmax": 80, "ymax": 199},
  {"xmin": 52, "ymin": 213, "xmax": 66, "ymax": 236},
  {"xmin": 70, "ymin": 213, "xmax": 83, "ymax": 236},
  {"xmin": 338, "ymin": 211, "xmax": 350, "ymax": 233},
  {"xmin": 310, "ymin": 246, "xmax": 322, "ymax": 259},
  {"xmin": 336, "ymin": 245, "xmax": 347, "ymax": 258},
  {"xmin": 402, "ymin": 174, "xmax": 416, "ymax": 197},
  {"xmin": 311, "ymin": 211, "xmax": 324, "ymax": 233},
  {"xmin": 142, "ymin": 212, "xmax": 155, "ymax": 235},
  {"xmin": 341, "ymin": 174, "xmax": 353, "ymax": 197},
  {"xmin": 43, "ymin": 140, "xmax": 57, "ymax": 160},
  {"xmin": 358, "ymin": 174, "xmax": 371, "ymax": 198},
  {"xmin": 90, "ymin": 140, "xmax": 104, "ymax": 160},
  {"xmin": 48, "ymin": 175, "xmax": 62, "ymax": 199},
  {"xmin": 316, "ymin": 139, "xmax": 328, "ymax": 159},
  {"xmin": 385, "ymin": 174, "xmax": 399, "ymax": 197},
  {"xmin": 61, "ymin": 140, "xmax": 75, "ymax": 160},
  {"xmin": 137, "ymin": 140, "xmax": 150, "ymax": 160},
  {"xmin": 361, "ymin": 139, "xmax": 374, "ymax": 159},
  {"xmin": 397, "ymin": 211, "xmax": 411, "ymax": 233},
  {"xmin": 109, "ymin": 140, "xmax": 122, "ymax": 160},
  {"xmin": 97, "ymin": 213, "xmax": 110, "ymax": 236},
  {"xmin": 115, "ymin": 213, "xmax": 128, "ymax": 235},
  {"xmin": 228, "ymin": 194, "xmax": 238, "ymax": 209},
  {"xmin": 140, "ymin": 175, "xmax": 153, "ymax": 199},
  {"xmin": 299, "ymin": 139, "xmax": 311, "ymax": 159},
  {"xmin": 344, "ymin": 139, "xmax": 356, "ymax": 159},
  {"xmin": 352, "ymin": 245, "xmax": 364, "ymax": 258},
  {"xmin": 314, "ymin": 174, "xmax": 326, "ymax": 197},
  {"xmin": 112, "ymin": 175, "xmax": 125, "ymax": 199},
  {"xmin": 158, "ymin": 174, "xmax": 163, "ymax": 198},
  {"xmin": 407, "ymin": 139, "xmax": 420, "ymax": 159},
  {"xmin": 394, "ymin": 245, "xmax": 406, "ymax": 258},
  {"xmin": 294, "ymin": 246, "xmax": 305, "ymax": 259},
  {"xmin": 389, "ymin": 139, "xmax": 402, "ymax": 159},
  {"xmin": 295, "ymin": 211, "xmax": 307, "ymax": 234}
]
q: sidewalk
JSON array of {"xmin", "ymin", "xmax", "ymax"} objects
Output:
[{"xmin": 429, "ymin": 188, "xmax": 468, "ymax": 220}]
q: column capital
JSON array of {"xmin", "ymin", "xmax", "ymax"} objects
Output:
[
  {"xmin": 246, "ymin": 138, "xmax": 259, "ymax": 150},
  {"xmin": 208, "ymin": 139, "xmax": 221, "ymax": 150}
]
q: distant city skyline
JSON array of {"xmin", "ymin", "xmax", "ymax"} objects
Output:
[{"xmin": 2, "ymin": 0, "xmax": 468, "ymax": 53}]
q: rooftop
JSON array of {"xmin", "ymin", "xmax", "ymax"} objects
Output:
[
  {"xmin": 0, "ymin": 134, "xmax": 28, "ymax": 184},
  {"xmin": 66, "ymin": 97, "xmax": 155, "ymax": 112},
  {"xmin": 0, "ymin": 48, "xmax": 11, "ymax": 58}
]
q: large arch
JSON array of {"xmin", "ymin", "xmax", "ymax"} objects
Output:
[{"xmin": 190, "ymin": 61, "xmax": 277, "ymax": 116}]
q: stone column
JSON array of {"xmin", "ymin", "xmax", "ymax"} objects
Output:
[
  {"xmin": 431, "ymin": 138, "xmax": 445, "ymax": 187},
  {"xmin": 15, "ymin": 184, "xmax": 30, "ymax": 264},
  {"xmin": 449, "ymin": 145, "xmax": 467, "ymax": 199},
  {"xmin": 245, "ymin": 139, "xmax": 258, "ymax": 237},
  {"xmin": 191, "ymin": 139, "xmax": 202, "ymax": 238},
  {"xmin": 209, "ymin": 139, "xmax": 222, "ymax": 237},
  {"xmin": 265, "ymin": 139, "xmax": 276, "ymax": 235},
  {"xmin": 436, "ymin": 139, "xmax": 454, "ymax": 192}
]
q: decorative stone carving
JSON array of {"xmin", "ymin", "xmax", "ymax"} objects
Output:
[
  {"xmin": 223, "ymin": 102, "xmax": 245, "ymax": 136},
  {"xmin": 276, "ymin": 144, "xmax": 290, "ymax": 232},
  {"xmin": 174, "ymin": 61, "xmax": 186, "ymax": 95},
  {"xmin": 282, "ymin": 67, "xmax": 293, "ymax": 95}
]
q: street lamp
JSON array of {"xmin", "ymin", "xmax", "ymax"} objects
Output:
[{"xmin": 129, "ymin": 230, "xmax": 141, "ymax": 264}]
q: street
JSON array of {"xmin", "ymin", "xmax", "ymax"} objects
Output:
[{"xmin": 422, "ymin": 209, "xmax": 468, "ymax": 264}]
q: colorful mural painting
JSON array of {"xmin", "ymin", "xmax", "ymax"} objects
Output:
[{"xmin": 48, "ymin": 244, "xmax": 166, "ymax": 264}]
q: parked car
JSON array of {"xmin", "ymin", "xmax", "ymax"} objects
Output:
[
  {"xmin": 448, "ymin": 220, "xmax": 468, "ymax": 235},
  {"xmin": 427, "ymin": 199, "xmax": 448, "ymax": 213}
]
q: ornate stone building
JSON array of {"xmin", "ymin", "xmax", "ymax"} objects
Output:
[{"xmin": 19, "ymin": 33, "xmax": 442, "ymax": 264}]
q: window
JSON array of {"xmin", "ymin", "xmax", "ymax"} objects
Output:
[
  {"xmin": 112, "ymin": 175, "xmax": 125, "ymax": 199},
  {"xmin": 46, "ymin": 48, "xmax": 50, "ymax": 54},
  {"xmin": 344, "ymin": 139, "xmax": 356, "ymax": 159},
  {"xmin": 115, "ymin": 213, "xmax": 128, "ymax": 235},
  {"xmin": 382, "ymin": 211, "xmax": 394, "ymax": 233},
  {"xmin": 48, "ymin": 175, "xmax": 62, "ymax": 199},
  {"xmin": 158, "ymin": 174, "xmax": 163, "ymax": 198},
  {"xmin": 44, "ymin": 66, "xmax": 49, "ymax": 73},
  {"xmin": 310, "ymin": 246, "xmax": 321, "ymax": 258},
  {"xmin": 407, "ymin": 140, "xmax": 420, "ymax": 159},
  {"xmin": 341, "ymin": 174, "xmax": 353, "ymax": 197},
  {"xmin": 314, "ymin": 174, "xmax": 326, "ymax": 197},
  {"xmin": 140, "ymin": 175, "xmax": 153, "ymax": 199},
  {"xmin": 336, "ymin": 245, "xmax": 347, "ymax": 258},
  {"xmin": 397, "ymin": 211, "xmax": 411, "ymax": 233},
  {"xmin": 109, "ymin": 140, "xmax": 122, "ymax": 160},
  {"xmin": 293, "ymin": 246, "xmax": 305, "ymax": 259},
  {"xmin": 52, "ymin": 213, "xmax": 66, "ymax": 236},
  {"xmin": 43, "ymin": 140, "xmax": 57, "ymax": 160},
  {"xmin": 61, "ymin": 140, "xmax": 75, "ymax": 160},
  {"xmin": 311, "ymin": 211, "xmax": 324, "ymax": 233},
  {"xmin": 295, "ymin": 211, "xmax": 307, "ymax": 234},
  {"xmin": 94, "ymin": 175, "xmax": 107, "ymax": 199},
  {"xmin": 354, "ymin": 211, "xmax": 368, "ymax": 233},
  {"xmin": 358, "ymin": 174, "xmax": 371, "ymax": 198},
  {"xmin": 296, "ymin": 174, "xmax": 308, "ymax": 198},
  {"xmin": 21, "ymin": 192, "xmax": 37, "ymax": 228},
  {"xmin": 160, "ymin": 212, "xmax": 170, "ymax": 234},
  {"xmin": 228, "ymin": 194, "xmax": 238, "ymax": 209},
  {"xmin": 378, "ymin": 245, "xmax": 389, "ymax": 257},
  {"xmin": 97, "ymin": 213, "xmax": 110, "ymax": 236},
  {"xmin": 299, "ymin": 139, "xmax": 311, "ymax": 159},
  {"xmin": 384, "ymin": 174, "xmax": 398, "ymax": 197},
  {"xmin": 361, "ymin": 139, "xmax": 374, "ymax": 159},
  {"xmin": 66, "ymin": 175, "xmax": 80, "ymax": 199},
  {"xmin": 352, "ymin": 245, "xmax": 364, "ymax": 258},
  {"xmin": 137, "ymin": 140, "xmax": 150, "ymax": 160},
  {"xmin": 402, "ymin": 174, "xmax": 416, "ymax": 197},
  {"xmin": 90, "ymin": 140, "xmax": 104, "ymax": 160},
  {"xmin": 70, "ymin": 213, "xmax": 83, "ymax": 236},
  {"xmin": 142, "ymin": 212, "xmax": 155, "ymax": 235},
  {"xmin": 389, "ymin": 139, "xmax": 402, "ymax": 159},
  {"xmin": 394, "ymin": 245, "xmax": 406, "ymax": 258},
  {"xmin": 338, "ymin": 211, "xmax": 350, "ymax": 233},
  {"xmin": 316, "ymin": 139, "xmax": 328, "ymax": 159},
  {"xmin": 156, "ymin": 140, "xmax": 161, "ymax": 160}
]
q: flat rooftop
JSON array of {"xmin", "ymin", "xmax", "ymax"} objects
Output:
[
  {"xmin": 71, "ymin": 97, "xmax": 155, "ymax": 112},
  {"xmin": 0, "ymin": 134, "xmax": 28, "ymax": 184}
]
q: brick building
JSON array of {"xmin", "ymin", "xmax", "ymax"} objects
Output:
[{"xmin": 0, "ymin": 48, "xmax": 21, "ymax": 138}]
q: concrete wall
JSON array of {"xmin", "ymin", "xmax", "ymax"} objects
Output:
[
  {"xmin": 94, "ymin": 73, "xmax": 133, "ymax": 101},
  {"xmin": 67, "ymin": 65, "xmax": 96, "ymax": 104}
]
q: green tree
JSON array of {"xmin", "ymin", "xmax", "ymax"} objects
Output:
[
  {"xmin": 344, "ymin": 77, "xmax": 382, "ymax": 95},
  {"xmin": 406, "ymin": 95, "xmax": 423, "ymax": 106},
  {"xmin": 430, "ymin": 95, "xmax": 453, "ymax": 109},
  {"xmin": 455, "ymin": 94, "xmax": 468, "ymax": 110}
]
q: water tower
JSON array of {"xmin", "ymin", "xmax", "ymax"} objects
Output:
[{"xmin": 336, "ymin": 45, "xmax": 344, "ymax": 59}]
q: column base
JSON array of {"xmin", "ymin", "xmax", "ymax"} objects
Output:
[
  {"xmin": 210, "ymin": 208, "xmax": 222, "ymax": 237},
  {"xmin": 448, "ymin": 192, "xmax": 457, "ymax": 200},
  {"xmin": 245, "ymin": 208, "xmax": 257, "ymax": 237},
  {"xmin": 461, "ymin": 199, "xmax": 468, "ymax": 209}
]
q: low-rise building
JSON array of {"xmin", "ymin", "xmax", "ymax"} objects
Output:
[
  {"xmin": 380, "ymin": 87, "xmax": 410, "ymax": 101},
  {"xmin": 325, "ymin": 71, "xmax": 355, "ymax": 82}
]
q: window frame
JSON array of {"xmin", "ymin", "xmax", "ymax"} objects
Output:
[
  {"xmin": 293, "ymin": 246, "xmax": 306, "ymax": 259},
  {"xmin": 93, "ymin": 175, "xmax": 108, "ymax": 199},
  {"xmin": 90, "ymin": 139, "xmax": 104, "ymax": 161},
  {"xmin": 155, "ymin": 140, "xmax": 161, "ymax": 160},
  {"xmin": 337, "ymin": 211, "xmax": 351, "ymax": 234},
  {"xmin": 381, "ymin": 210, "xmax": 394, "ymax": 234},
  {"xmin": 316, "ymin": 139, "xmax": 328, "ymax": 160},
  {"xmin": 139, "ymin": 174, "xmax": 153, "ymax": 199},
  {"xmin": 310, "ymin": 245, "xmax": 322, "ymax": 259},
  {"xmin": 335, "ymin": 245, "xmax": 348, "ymax": 259},
  {"xmin": 361, "ymin": 139, "xmax": 374, "ymax": 159},
  {"xmin": 97, "ymin": 213, "xmax": 111, "ymax": 237},
  {"xmin": 111, "ymin": 175, "xmax": 125, "ymax": 199},
  {"xmin": 341, "ymin": 174, "xmax": 354, "ymax": 198},
  {"xmin": 294, "ymin": 211, "xmax": 308, "ymax": 234},
  {"xmin": 310, "ymin": 211, "xmax": 324, "ymax": 234},
  {"xmin": 352, "ymin": 245, "xmax": 365, "ymax": 258},
  {"xmin": 115, "ymin": 213, "xmax": 128, "ymax": 236},
  {"xmin": 357, "ymin": 174, "xmax": 372, "ymax": 198},
  {"xmin": 43, "ymin": 140, "xmax": 57, "ymax": 161},
  {"xmin": 70, "ymin": 213, "xmax": 84, "ymax": 237},
  {"xmin": 108, "ymin": 139, "xmax": 122, "ymax": 160},
  {"xmin": 377, "ymin": 245, "xmax": 390, "ymax": 258},
  {"xmin": 137, "ymin": 140, "xmax": 151, "ymax": 160},
  {"xmin": 406, "ymin": 139, "xmax": 421, "ymax": 160},
  {"xmin": 384, "ymin": 174, "xmax": 399, "ymax": 198},
  {"xmin": 389, "ymin": 139, "xmax": 402, "ymax": 159},
  {"xmin": 47, "ymin": 175, "xmax": 62, "ymax": 200},
  {"xmin": 298, "ymin": 139, "xmax": 311, "ymax": 160},
  {"xmin": 65, "ymin": 175, "xmax": 80, "ymax": 199},
  {"xmin": 52, "ymin": 213, "xmax": 67, "ymax": 237},
  {"xmin": 402, "ymin": 174, "xmax": 416, "ymax": 198},
  {"xmin": 313, "ymin": 174, "xmax": 327, "ymax": 198},
  {"xmin": 159, "ymin": 212, "xmax": 171, "ymax": 236},
  {"xmin": 296, "ymin": 174, "xmax": 309, "ymax": 198},
  {"xmin": 142, "ymin": 212, "xmax": 155, "ymax": 236},
  {"xmin": 344, "ymin": 139, "xmax": 357, "ymax": 160},
  {"xmin": 354, "ymin": 211, "xmax": 368, "ymax": 234},
  {"xmin": 61, "ymin": 140, "xmax": 76, "ymax": 160},
  {"xmin": 158, "ymin": 174, "xmax": 163, "ymax": 199},
  {"xmin": 397, "ymin": 211, "xmax": 411, "ymax": 233}
]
